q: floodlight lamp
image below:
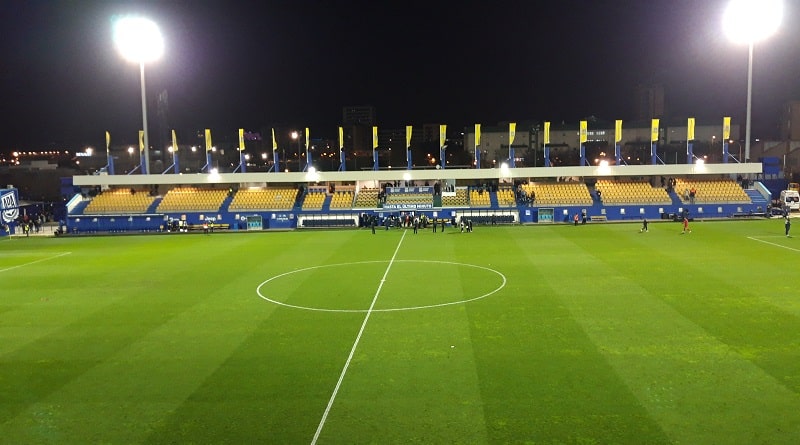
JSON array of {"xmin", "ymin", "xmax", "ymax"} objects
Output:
[
  {"xmin": 113, "ymin": 16, "xmax": 164, "ymax": 63},
  {"xmin": 723, "ymin": 0, "xmax": 782, "ymax": 44}
]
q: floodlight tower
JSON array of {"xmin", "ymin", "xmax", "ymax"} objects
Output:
[
  {"xmin": 722, "ymin": 0, "xmax": 782, "ymax": 162},
  {"xmin": 113, "ymin": 16, "xmax": 164, "ymax": 175}
]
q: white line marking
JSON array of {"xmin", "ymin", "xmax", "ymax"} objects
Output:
[
  {"xmin": 311, "ymin": 230, "xmax": 407, "ymax": 444},
  {"xmin": 0, "ymin": 252, "xmax": 72, "ymax": 273},
  {"xmin": 256, "ymin": 260, "xmax": 506, "ymax": 313},
  {"xmin": 747, "ymin": 236, "xmax": 800, "ymax": 252}
]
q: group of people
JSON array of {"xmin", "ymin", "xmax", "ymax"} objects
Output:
[
  {"xmin": 660, "ymin": 176, "xmax": 677, "ymax": 193},
  {"xmin": 367, "ymin": 213, "xmax": 477, "ymax": 235},
  {"xmin": 459, "ymin": 217, "xmax": 473, "ymax": 233},
  {"xmin": 515, "ymin": 184, "xmax": 535, "ymax": 205},
  {"xmin": 684, "ymin": 187, "xmax": 697, "ymax": 204}
]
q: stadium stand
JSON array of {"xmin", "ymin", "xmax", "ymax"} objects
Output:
[
  {"xmin": 353, "ymin": 188, "xmax": 380, "ymax": 208},
  {"xmin": 157, "ymin": 187, "xmax": 228, "ymax": 212},
  {"xmin": 496, "ymin": 187, "xmax": 516, "ymax": 207},
  {"xmin": 385, "ymin": 191, "xmax": 433, "ymax": 207},
  {"xmin": 329, "ymin": 190, "xmax": 355, "ymax": 209},
  {"xmin": 84, "ymin": 189, "xmax": 155, "ymax": 214},
  {"xmin": 469, "ymin": 188, "xmax": 491, "ymax": 207},
  {"xmin": 674, "ymin": 178, "xmax": 750, "ymax": 204},
  {"xmin": 228, "ymin": 187, "xmax": 299, "ymax": 211},
  {"xmin": 441, "ymin": 188, "xmax": 469, "ymax": 207},
  {"xmin": 521, "ymin": 182, "xmax": 592, "ymax": 206},
  {"xmin": 301, "ymin": 189, "xmax": 326, "ymax": 210},
  {"xmin": 594, "ymin": 179, "xmax": 672, "ymax": 205}
]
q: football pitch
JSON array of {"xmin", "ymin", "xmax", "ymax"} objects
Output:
[{"xmin": 2, "ymin": 219, "xmax": 799, "ymax": 444}]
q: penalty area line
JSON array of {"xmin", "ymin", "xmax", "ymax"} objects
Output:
[
  {"xmin": 747, "ymin": 236, "xmax": 800, "ymax": 253},
  {"xmin": 311, "ymin": 230, "xmax": 407, "ymax": 444},
  {"xmin": 0, "ymin": 252, "xmax": 72, "ymax": 273}
]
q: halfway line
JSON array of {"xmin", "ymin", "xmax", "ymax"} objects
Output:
[
  {"xmin": 0, "ymin": 252, "xmax": 72, "ymax": 273},
  {"xmin": 747, "ymin": 236, "xmax": 800, "ymax": 253},
  {"xmin": 311, "ymin": 230, "xmax": 407, "ymax": 444}
]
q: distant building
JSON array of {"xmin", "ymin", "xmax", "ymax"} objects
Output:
[
  {"xmin": 462, "ymin": 121, "xmax": 537, "ymax": 168},
  {"xmin": 341, "ymin": 106, "xmax": 376, "ymax": 160},
  {"xmin": 780, "ymin": 101, "xmax": 800, "ymax": 141},
  {"xmin": 463, "ymin": 118, "xmax": 742, "ymax": 166},
  {"xmin": 342, "ymin": 106, "xmax": 375, "ymax": 126},
  {"xmin": 749, "ymin": 101, "xmax": 800, "ymax": 176},
  {"xmin": 635, "ymin": 83, "xmax": 666, "ymax": 120}
]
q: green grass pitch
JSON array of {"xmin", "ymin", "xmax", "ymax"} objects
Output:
[{"xmin": 1, "ymin": 219, "xmax": 799, "ymax": 444}]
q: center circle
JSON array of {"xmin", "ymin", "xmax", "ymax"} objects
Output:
[{"xmin": 256, "ymin": 260, "xmax": 506, "ymax": 312}]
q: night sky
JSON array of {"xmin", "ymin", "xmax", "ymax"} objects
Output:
[{"xmin": 1, "ymin": 0, "xmax": 798, "ymax": 151}]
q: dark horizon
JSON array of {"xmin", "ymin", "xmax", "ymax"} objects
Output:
[{"xmin": 1, "ymin": 0, "xmax": 798, "ymax": 151}]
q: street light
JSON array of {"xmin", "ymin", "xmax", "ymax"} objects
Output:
[
  {"xmin": 723, "ymin": 0, "xmax": 782, "ymax": 162},
  {"xmin": 291, "ymin": 131, "xmax": 301, "ymax": 171},
  {"xmin": 113, "ymin": 16, "xmax": 164, "ymax": 174}
]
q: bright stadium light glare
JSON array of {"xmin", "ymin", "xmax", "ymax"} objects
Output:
[
  {"xmin": 722, "ymin": 0, "xmax": 782, "ymax": 163},
  {"xmin": 722, "ymin": 0, "xmax": 782, "ymax": 44},
  {"xmin": 113, "ymin": 15, "xmax": 164, "ymax": 175},
  {"xmin": 113, "ymin": 16, "xmax": 164, "ymax": 63}
]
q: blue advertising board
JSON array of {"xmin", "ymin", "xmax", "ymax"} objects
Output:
[{"xmin": 1, "ymin": 188, "xmax": 20, "ymax": 228}]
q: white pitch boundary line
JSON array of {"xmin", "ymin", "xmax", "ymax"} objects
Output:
[
  {"xmin": 0, "ymin": 252, "xmax": 72, "ymax": 273},
  {"xmin": 747, "ymin": 236, "xmax": 800, "ymax": 253},
  {"xmin": 256, "ymin": 259, "xmax": 506, "ymax": 313},
  {"xmin": 311, "ymin": 230, "xmax": 407, "ymax": 445}
]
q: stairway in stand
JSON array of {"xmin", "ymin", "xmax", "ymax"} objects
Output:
[{"xmin": 744, "ymin": 189, "xmax": 768, "ymax": 207}]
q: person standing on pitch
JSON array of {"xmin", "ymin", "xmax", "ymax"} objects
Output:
[
  {"xmin": 682, "ymin": 216, "xmax": 691, "ymax": 234},
  {"xmin": 640, "ymin": 217, "xmax": 648, "ymax": 232},
  {"xmin": 785, "ymin": 214, "xmax": 791, "ymax": 237}
]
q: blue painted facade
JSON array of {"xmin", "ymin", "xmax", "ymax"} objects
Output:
[{"xmin": 65, "ymin": 192, "xmax": 765, "ymax": 234}]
